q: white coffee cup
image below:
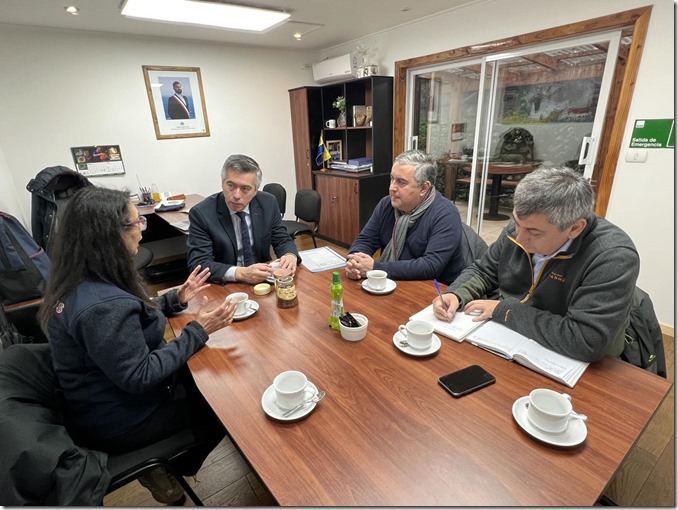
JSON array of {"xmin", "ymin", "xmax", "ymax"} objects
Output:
[
  {"xmin": 226, "ymin": 292, "xmax": 251, "ymax": 315},
  {"xmin": 273, "ymin": 370, "xmax": 310, "ymax": 410},
  {"xmin": 525, "ymin": 388, "xmax": 574, "ymax": 434},
  {"xmin": 397, "ymin": 320, "xmax": 434, "ymax": 349},
  {"xmin": 325, "ymin": 119, "xmax": 336, "ymax": 128},
  {"xmin": 365, "ymin": 269, "xmax": 387, "ymax": 290}
]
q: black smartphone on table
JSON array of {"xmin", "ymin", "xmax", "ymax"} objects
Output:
[{"xmin": 438, "ymin": 365, "xmax": 496, "ymax": 397}]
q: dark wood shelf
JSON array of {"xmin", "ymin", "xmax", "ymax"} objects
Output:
[{"xmin": 289, "ymin": 76, "xmax": 393, "ymax": 245}]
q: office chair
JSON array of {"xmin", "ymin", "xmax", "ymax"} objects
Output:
[
  {"xmin": 460, "ymin": 222, "xmax": 488, "ymax": 267},
  {"xmin": 262, "ymin": 183, "xmax": 287, "ymax": 217},
  {"xmin": 282, "ymin": 189, "xmax": 321, "ymax": 248},
  {"xmin": 105, "ymin": 428, "xmax": 206, "ymax": 506},
  {"xmin": 0, "ymin": 343, "xmax": 220, "ymax": 506},
  {"xmin": 135, "ymin": 245, "xmax": 154, "ymax": 270}
]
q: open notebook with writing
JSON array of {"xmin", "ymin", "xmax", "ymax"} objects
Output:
[{"xmin": 410, "ymin": 305, "xmax": 588, "ymax": 388}]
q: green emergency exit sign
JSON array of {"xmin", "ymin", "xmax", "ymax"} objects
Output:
[{"xmin": 630, "ymin": 119, "xmax": 674, "ymax": 148}]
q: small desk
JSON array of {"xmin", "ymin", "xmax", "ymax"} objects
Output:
[
  {"xmin": 484, "ymin": 163, "xmax": 538, "ymax": 221},
  {"xmin": 167, "ymin": 268, "xmax": 671, "ymax": 506},
  {"xmin": 445, "ymin": 162, "xmax": 538, "ymax": 221},
  {"xmin": 136, "ymin": 193, "xmax": 204, "ymax": 236}
]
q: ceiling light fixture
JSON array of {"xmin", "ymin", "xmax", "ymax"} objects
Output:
[
  {"xmin": 293, "ymin": 32, "xmax": 302, "ymax": 40},
  {"xmin": 120, "ymin": 0, "xmax": 290, "ymax": 33},
  {"xmin": 64, "ymin": 6, "xmax": 80, "ymax": 15}
]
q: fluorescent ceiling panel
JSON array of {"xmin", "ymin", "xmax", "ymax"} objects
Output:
[{"xmin": 121, "ymin": 0, "xmax": 290, "ymax": 32}]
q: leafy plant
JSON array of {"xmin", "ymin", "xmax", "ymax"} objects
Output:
[{"xmin": 332, "ymin": 96, "xmax": 346, "ymax": 113}]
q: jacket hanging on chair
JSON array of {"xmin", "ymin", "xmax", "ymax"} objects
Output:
[{"xmin": 26, "ymin": 166, "xmax": 92, "ymax": 254}]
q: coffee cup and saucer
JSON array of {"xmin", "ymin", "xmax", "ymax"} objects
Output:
[
  {"xmin": 226, "ymin": 292, "xmax": 259, "ymax": 320},
  {"xmin": 512, "ymin": 388, "xmax": 587, "ymax": 447},
  {"xmin": 392, "ymin": 319, "xmax": 441, "ymax": 357},
  {"xmin": 361, "ymin": 270, "xmax": 397, "ymax": 295},
  {"xmin": 261, "ymin": 370, "xmax": 319, "ymax": 421}
]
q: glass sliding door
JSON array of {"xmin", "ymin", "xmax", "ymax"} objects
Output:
[
  {"xmin": 405, "ymin": 58, "xmax": 484, "ymax": 228},
  {"xmin": 406, "ymin": 30, "xmax": 623, "ymax": 242}
]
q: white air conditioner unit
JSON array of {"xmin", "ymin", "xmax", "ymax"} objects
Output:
[{"xmin": 312, "ymin": 54, "xmax": 358, "ymax": 85}]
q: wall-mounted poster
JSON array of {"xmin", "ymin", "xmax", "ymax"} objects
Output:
[
  {"xmin": 71, "ymin": 145, "xmax": 125, "ymax": 176},
  {"xmin": 142, "ymin": 65, "xmax": 210, "ymax": 140}
]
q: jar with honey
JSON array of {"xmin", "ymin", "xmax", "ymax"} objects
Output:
[{"xmin": 274, "ymin": 269, "xmax": 298, "ymax": 308}]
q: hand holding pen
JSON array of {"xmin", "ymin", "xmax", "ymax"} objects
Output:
[{"xmin": 432, "ymin": 279, "xmax": 458, "ymax": 322}]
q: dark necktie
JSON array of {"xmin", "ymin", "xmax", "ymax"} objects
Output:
[{"xmin": 236, "ymin": 211, "xmax": 255, "ymax": 266}]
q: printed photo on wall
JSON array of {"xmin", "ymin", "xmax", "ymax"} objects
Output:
[{"xmin": 142, "ymin": 65, "xmax": 211, "ymax": 140}]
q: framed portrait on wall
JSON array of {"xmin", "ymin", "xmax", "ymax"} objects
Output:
[{"xmin": 142, "ymin": 65, "xmax": 210, "ymax": 140}]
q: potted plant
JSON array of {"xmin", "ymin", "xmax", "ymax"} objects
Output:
[{"xmin": 333, "ymin": 96, "xmax": 347, "ymax": 127}]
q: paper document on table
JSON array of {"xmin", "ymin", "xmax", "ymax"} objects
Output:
[
  {"xmin": 299, "ymin": 246, "xmax": 346, "ymax": 272},
  {"xmin": 409, "ymin": 305, "xmax": 487, "ymax": 342}
]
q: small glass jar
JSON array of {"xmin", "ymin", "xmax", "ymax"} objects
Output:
[{"xmin": 274, "ymin": 269, "xmax": 298, "ymax": 308}]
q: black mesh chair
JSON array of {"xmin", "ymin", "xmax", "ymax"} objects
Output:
[
  {"xmin": 282, "ymin": 189, "xmax": 321, "ymax": 248},
  {"xmin": 262, "ymin": 183, "xmax": 287, "ymax": 217}
]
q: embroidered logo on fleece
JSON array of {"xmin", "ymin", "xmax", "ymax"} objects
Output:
[{"xmin": 548, "ymin": 272, "xmax": 566, "ymax": 283}]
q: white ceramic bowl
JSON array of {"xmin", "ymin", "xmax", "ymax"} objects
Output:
[{"xmin": 339, "ymin": 313, "xmax": 368, "ymax": 341}]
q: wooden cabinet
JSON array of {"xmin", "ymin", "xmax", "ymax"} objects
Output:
[
  {"xmin": 289, "ymin": 87, "xmax": 322, "ymax": 191},
  {"xmin": 314, "ymin": 172, "xmax": 389, "ymax": 246},
  {"xmin": 289, "ymin": 76, "xmax": 394, "ymax": 246}
]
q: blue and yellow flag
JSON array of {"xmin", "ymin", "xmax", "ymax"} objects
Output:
[{"xmin": 316, "ymin": 131, "xmax": 332, "ymax": 166}]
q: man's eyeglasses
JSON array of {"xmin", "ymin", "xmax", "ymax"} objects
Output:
[{"xmin": 125, "ymin": 216, "xmax": 147, "ymax": 231}]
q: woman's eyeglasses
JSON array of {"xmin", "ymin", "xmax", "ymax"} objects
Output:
[{"xmin": 124, "ymin": 216, "xmax": 147, "ymax": 231}]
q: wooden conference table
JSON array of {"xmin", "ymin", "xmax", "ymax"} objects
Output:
[{"xmin": 167, "ymin": 267, "xmax": 671, "ymax": 506}]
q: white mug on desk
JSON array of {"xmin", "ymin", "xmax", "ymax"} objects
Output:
[{"xmin": 325, "ymin": 119, "xmax": 336, "ymax": 128}]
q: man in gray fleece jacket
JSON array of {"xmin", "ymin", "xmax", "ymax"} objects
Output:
[{"xmin": 433, "ymin": 167, "xmax": 640, "ymax": 363}]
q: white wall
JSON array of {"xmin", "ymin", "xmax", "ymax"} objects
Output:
[
  {"xmin": 0, "ymin": 24, "xmax": 318, "ymax": 224},
  {"xmin": 328, "ymin": 0, "xmax": 675, "ymax": 327}
]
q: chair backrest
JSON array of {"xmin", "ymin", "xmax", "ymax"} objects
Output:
[
  {"xmin": 27, "ymin": 166, "xmax": 93, "ymax": 254},
  {"xmin": 262, "ymin": 183, "xmax": 287, "ymax": 217},
  {"xmin": 460, "ymin": 222, "xmax": 488, "ymax": 267},
  {"xmin": 622, "ymin": 287, "xmax": 667, "ymax": 378},
  {"xmin": 294, "ymin": 189, "xmax": 321, "ymax": 224}
]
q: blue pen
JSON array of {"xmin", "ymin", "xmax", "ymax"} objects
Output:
[{"xmin": 433, "ymin": 279, "xmax": 448, "ymax": 313}]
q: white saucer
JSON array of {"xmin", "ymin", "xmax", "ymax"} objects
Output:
[
  {"xmin": 266, "ymin": 274, "xmax": 275, "ymax": 284},
  {"xmin": 233, "ymin": 300, "xmax": 259, "ymax": 320},
  {"xmin": 362, "ymin": 278, "xmax": 397, "ymax": 295},
  {"xmin": 392, "ymin": 331, "xmax": 441, "ymax": 357},
  {"xmin": 512, "ymin": 396, "xmax": 587, "ymax": 447},
  {"xmin": 261, "ymin": 381, "xmax": 319, "ymax": 421}
]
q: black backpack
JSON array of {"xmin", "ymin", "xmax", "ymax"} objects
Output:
[{"xmin": 0, "ymin": 211, "xmax": 50, "ymax": 306}]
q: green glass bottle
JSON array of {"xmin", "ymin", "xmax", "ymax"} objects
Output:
[{"xmin": 329, "ymin": 271, "xmax": 344, "ymax": 330}]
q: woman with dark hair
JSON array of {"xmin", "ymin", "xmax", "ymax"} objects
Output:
[{"xmin": 39, "ymin": 186, "xmax": 235, "ymax": 504}]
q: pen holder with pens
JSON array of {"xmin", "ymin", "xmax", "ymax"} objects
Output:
[{"xmin": 140, "ymin": 191, "xmax": 154, "ymax": 205}]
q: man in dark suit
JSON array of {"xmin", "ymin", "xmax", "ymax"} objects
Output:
[
  {"xmin": 167, "ymin": 81, "xmax": 190, "ymax": 120},
  {"xmin": 187, "ymin": 154, "xmax": 299, "ymax": 284}
]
